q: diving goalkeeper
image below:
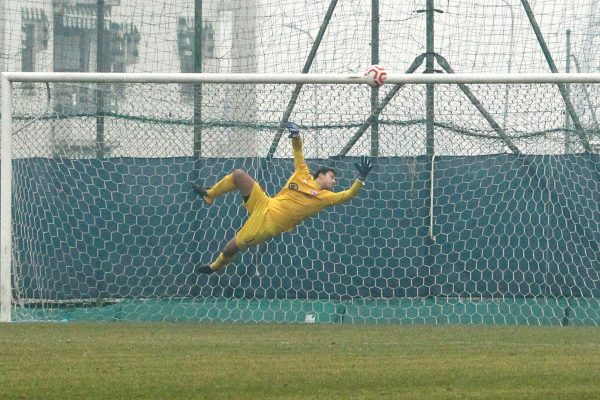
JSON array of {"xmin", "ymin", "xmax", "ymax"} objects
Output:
[{"xmin": 193, "ymin": 122, "xmax": 374, "ymax": 274}]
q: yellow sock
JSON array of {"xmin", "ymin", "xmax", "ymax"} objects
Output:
[
  {"xmin": 207, "ymin": 174, "xmax": 236, "ymax": 199},
  {"xmin": 209, "ymin": 252, "xmax": 236, "ymax": 271}
]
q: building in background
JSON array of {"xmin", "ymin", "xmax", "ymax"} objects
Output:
[{"xmin": 50, "ymin": 0, "xmax": 139, "ymax": 112}]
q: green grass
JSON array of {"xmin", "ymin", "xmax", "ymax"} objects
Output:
[{"xmin": 0, "ymin": 323, "xmax": 599, "ymax": 399}]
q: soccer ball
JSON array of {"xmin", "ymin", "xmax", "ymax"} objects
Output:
[{"xmin": 365, "ymin": 65, "xmax": 388, "ymax": 87}]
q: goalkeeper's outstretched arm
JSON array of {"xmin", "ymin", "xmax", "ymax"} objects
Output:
[
  {"xmin": 324, "ymin": 156, "xmax": 374, "ymax": 206},
  {"xmin": 287, "ymin": 122, "xmax": 308, "ymax": 172}
]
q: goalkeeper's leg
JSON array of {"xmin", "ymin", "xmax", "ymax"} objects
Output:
[
  {"xmin": 192, "ymin": 169, "xmax": 255, "ymax": 205},
  {"xmin": 197, "ymin": 238, "xmax": 239, "ymax": 274},
  {"xmin": 197, "ymin": 180, "xmax": 273, "ymax": 275}
]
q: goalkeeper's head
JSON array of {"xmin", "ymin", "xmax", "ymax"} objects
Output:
[{"xmin": 313, "ymin": 167, "xmax": 337, "ymax": 191}]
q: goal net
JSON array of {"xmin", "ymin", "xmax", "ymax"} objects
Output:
[{"xmin": 1, "ymin": 72, "xmax": 599, "ymax": 324}]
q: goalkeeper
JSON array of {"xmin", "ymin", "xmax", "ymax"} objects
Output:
[{"xmin": 193, "ymin": 122, "xmax": 374, "ymax": 274}]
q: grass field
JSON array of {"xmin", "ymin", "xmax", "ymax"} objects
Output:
[{"xmin": 0, "ymin": 323, "xmax": 599, "ymax": 399}]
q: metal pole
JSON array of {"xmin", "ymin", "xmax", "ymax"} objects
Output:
[
  {"xmin": 521, "ymin": 0, "xmax": 592, "ymax": 152},
  {"xmin": 428, "ymin": 154, "xmax": 436, "ymax": 242},
  {"xmin": 1, "ymin": 74, "xmax": 13, "ymax": 322},
  {"xmin": 435, "ymin": 54, "xmax": 521, "ymax": 154},
  {"xmin": 370, "ymin": 0, "xmax": 380, "ymax": 157},
  {"xmin": 266, "ymin": 0, "xmax": 338, "ymax": 159},
  {"xmin": 425, "ymin": 0, "xmax": 435, "ymax": 157},
  {"xmin": 570, "ymin": 54, "xmax": 600, "ymax": 139},
  {"xmin": 501, "ymin": 0, "xmax": 515, "ymax": 132},
  {"xmin": 565, "ymin": 29, "xmax": 572, "ymax": 153},
  {"xmin": 282, "ymin": 24, "xmax": 321, "ymax": 156},
  {"xmin": 193, "ymin": 0, "xmax": 203, "ymax": 157},
  {"xmin": 96, "ymin": 0, "xmax": 106, "ymax": 158}
]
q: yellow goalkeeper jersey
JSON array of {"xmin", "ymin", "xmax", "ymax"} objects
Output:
[{"xmin": 268, "ymin": 137, "xmax": 363, "ymax": 232}]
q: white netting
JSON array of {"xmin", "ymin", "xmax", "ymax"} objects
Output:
[{"xmin": 3, "ymin": 76, "xmax": 599, "ymax": 324}]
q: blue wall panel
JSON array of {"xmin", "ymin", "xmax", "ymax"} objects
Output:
[{"xmin": 11, "ymin": 154, "xmax": 600, "ymax": 301}]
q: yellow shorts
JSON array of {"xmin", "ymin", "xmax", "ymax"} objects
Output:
[{"xmin": 235, "ymin": 182, "xmax": 281, "ymax": 249}]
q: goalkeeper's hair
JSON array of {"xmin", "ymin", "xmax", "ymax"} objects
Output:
[{"xmin": 313, "ymin": 167, "xmax": 336, "ymax": 179}]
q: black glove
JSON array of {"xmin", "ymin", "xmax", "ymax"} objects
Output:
[
  {"xmin": 354, "ymin": 156, "xmax": 373, "ymax": 181},
  {"xmin": 287, "ymin": 122, "xmax": 300, "ymax": 138}
]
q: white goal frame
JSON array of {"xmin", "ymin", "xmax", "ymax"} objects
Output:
[{"xmin": 2, "ymin": 71, "xmax": 600, "ymax": 322}]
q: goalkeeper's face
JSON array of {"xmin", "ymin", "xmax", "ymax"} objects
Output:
[{"xmin": 316, "ymin": 171, "xmax": 337, "ymax": 191}]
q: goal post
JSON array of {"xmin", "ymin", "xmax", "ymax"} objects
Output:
[
  {"xmin": 1, "ymin": 73, "xmax": 13, "ymax": 322},
  {"xmin": 1, "ymin": 71, "xmax": 599, "ymax": 324}
]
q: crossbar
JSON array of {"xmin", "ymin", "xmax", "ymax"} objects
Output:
[{"xmin": 6, "ymin": 72, "xmax": 600, "ymax": 84}]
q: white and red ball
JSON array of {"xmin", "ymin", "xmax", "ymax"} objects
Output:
[{"xmin": 365, "ymin": 65, "xmax": 388, "ymax": 87}]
